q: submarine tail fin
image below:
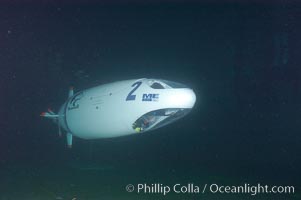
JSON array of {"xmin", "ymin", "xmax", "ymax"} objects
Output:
[
  {"xmin": 40, "ymin": 108, "xmax": 62, "ymax": 137},
  {"xmin": 40, "ymin": 108, "xmax": 59, "ymax": 118},
  {"xmin": 67, "ymin": 132, "xmax": 73, "ymax": 148},
  {"xmin": 69, "ymin": 86, "xmax": 74, "ymax": 98}
]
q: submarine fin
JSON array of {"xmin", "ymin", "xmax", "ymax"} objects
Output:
[
  {"xmin": 67, "ymin": 132, "xmax": 73, "ymax": 148},
  {"xmin": 47, "ymin": 108, "xmax": 55, "ymax": 115},
  {"xmin": 40, "ymin": 110, "xmax": 59, "ymax": 118},
  {"xmin": 58, "ymin": 119, "xmax": 62, "ymax": 137},
  {"xmin": 69, "ymin": 86, "xmax": 74, "ymax": 98},
  {"xmin": 40, "ymin": 109, "xmax": 62, "ymax": 137}
]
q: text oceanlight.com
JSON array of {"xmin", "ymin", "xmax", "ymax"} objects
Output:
[{"xmin": 125, "ymin": 183, "xmax": 295, "ymax": 196}]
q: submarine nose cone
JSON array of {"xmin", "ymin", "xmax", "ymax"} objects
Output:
[
  {"xmin": 168, "ymin": 88, "xmax": 196, "ymax": 108},
  {"xmin": 186, "ymin": 88, "xmax": 196, "ymax": 108}
]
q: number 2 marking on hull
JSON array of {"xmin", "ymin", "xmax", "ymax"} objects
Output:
[{"xmin": 126, "ymin": 81, "xmax": 142, "ymax": 101}]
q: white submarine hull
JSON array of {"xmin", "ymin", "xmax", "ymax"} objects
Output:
[{"xmin": 41, "ymin": 78, "xmax": 196, "ymax": 147}]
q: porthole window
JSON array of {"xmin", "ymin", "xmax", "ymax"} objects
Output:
[{"xmin": 150, "ymin": 82, "xmax": 165, "ymax": 89}]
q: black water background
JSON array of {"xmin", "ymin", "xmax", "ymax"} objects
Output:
[{"xmin": 0, "ymin": 1, "xmax": 300, "ymax": 191}]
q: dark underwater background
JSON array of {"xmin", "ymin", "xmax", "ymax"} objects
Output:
[{"xmin": 0, "ymin": 1, "xmax": 300, "ymax": 199}]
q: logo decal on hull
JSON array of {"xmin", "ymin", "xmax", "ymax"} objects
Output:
[
  {"xmin": 142, "ymin": 93, "xmax": 159, "ymax": 101},
  {"xmin": 68, "ymin": 92, "xmax": 83, "ymax": 110}
]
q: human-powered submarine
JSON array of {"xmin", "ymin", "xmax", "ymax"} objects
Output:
[{"xmin": 41, "ymin": 78, "xmax": 196, "ymax": 147}]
